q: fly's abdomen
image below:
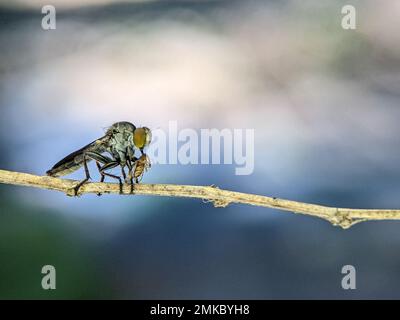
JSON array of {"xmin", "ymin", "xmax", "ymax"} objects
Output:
[
  {"xmin": 46, "ymin": 153, "xmax": 87, "ymax": 177},
  {"xmin": 46, "ymin": 137, "xmax": 108, "ymax": 177}
]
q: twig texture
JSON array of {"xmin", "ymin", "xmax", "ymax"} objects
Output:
[{"xmin": 1, "ymin": 169, "xmax": 400, "ymax": 229}]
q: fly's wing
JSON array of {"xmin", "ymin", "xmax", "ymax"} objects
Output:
[{"xmin": 46, "ymin": 135, "xmax": 110, "ymax": 177}]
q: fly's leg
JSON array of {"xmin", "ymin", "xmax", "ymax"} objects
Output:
[
  {"xmin": 121, "ymin": 166, "xmax": 127, "ymax": 182},
  {"xmin": 127, "ymin": 156, "xmax": 138, "ymax": 194},
  {"xmin": 101, "ymin": 171, "xmax": 123, "ymax": 194},
  {"xmin": 121, "ymin": 164, "xmax": 134, "ymax": 194},
  {"xmin": 73, "ymin": 154, "xmax": 91, "ymax": 196},
  {"xmin": 96, "ymin": 162, "xmax": 105, "ymax": 183},
  {"xmin": 96, "ymin": 162, "xmax": 104, "ymax": 196},
  {"xmin": 126, "ymin": 160, "xmax": 134, "ymax": 194},
  {"xmin": 87, "ymin": 152, "xmax": 115, "ymax": 196},
  {"xmin": 86, "ymin": 151, "xmax": 118, "ymax": 184},
  {"xmin": 99, "ymin": 161, "xmax": 124, "ymax": 194},
  {"xmin": 74, "ymin": 151, "xmax": 122, "ymax": 196}
]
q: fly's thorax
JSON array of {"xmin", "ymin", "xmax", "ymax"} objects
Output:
[
  {"xmin": 106, "ymin": 122, "xmax": 136, "ymax": 143},
  {"xmin": 110, "ymin": 130, "xmax": 135, "ymax": 149},
  {"xmin": 109, "ymin": 139, "xmax": 135, "ymax": 165},
  {"xmin": 109, "ymin": 122, "xmax": 136, "ymax": 133},
  {"xmin": 108, "ymin": 147, "xmax": 127, "ymax": 165}
]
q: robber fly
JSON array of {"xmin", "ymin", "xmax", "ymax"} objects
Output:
[
  {"xmin": 47, "ymin": 121, "xmax": 152, "ymax": 195},
  {"xmin": 131, "ymin": 153, "xmax": 151, "ymax": 183}
]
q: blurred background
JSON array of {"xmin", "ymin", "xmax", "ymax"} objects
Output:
[{"xmin": 1, "ymin": 0, "xmax": 400, "ymax": 299}]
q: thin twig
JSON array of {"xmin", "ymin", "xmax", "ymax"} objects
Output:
[{"xmin": 0, "ymin": 169, "xmax": 399, "ymax": 229}]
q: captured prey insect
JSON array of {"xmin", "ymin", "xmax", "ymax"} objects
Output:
[
  {"xmin": 46, "ymin": 121, "xmax": 152, "ymax": 195},
  {"xmin": 131, "ymin": 153, "xmax": 151, "ymax": 183}
]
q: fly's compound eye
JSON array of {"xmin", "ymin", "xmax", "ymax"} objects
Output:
[
  {"xmin": 133, "ymin": 127, "xmax": 152, "ymax": 149},
  {"xmin": 144, "ymin": 127, "xmax": 152, "ymax": 147},
  {"xmin": 133, "ymin": 128, "xmax": 145, "ymax": 149}
]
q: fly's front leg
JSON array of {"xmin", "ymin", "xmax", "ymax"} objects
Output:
[
  {"xmin": 126, "ymin": 159, "xmax": 134, "ymax": 194},
  {"xmin": 127, "ymin": 153, "xmax": 138, "ymax": 194}
]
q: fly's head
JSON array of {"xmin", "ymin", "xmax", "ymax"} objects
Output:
[{"xmin": 133, "ymin": 127, "xmax": 152, "ymax": 153}]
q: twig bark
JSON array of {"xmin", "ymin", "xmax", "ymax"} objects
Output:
[{"xmin": 0, "ymin": 169, "xmax": 399, "ymax": 229}]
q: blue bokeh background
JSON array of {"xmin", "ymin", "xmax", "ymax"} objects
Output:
[{"xmin": 1, "ymin": 0, "xmax": 400, "ymax": 299}]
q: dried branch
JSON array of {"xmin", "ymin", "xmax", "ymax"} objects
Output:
[{"xmin": 0, "ymin": 169, "xmax": 399, "ymax": 229}]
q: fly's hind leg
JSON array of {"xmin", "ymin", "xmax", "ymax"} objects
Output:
[
  {"xmin": 99, "ymin": 161, "xmax": 124, "ymax": 194},
  {"xmin": 73, "ymin": 154, "xmax": 91, "ymax": 196},
  {"xmin": 85, "ymin": 151, "xmax": 124, "ymax": 194},
  {"xmin": 96, "ymin": 162, "xmax": 105, "ymax": 183}
]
